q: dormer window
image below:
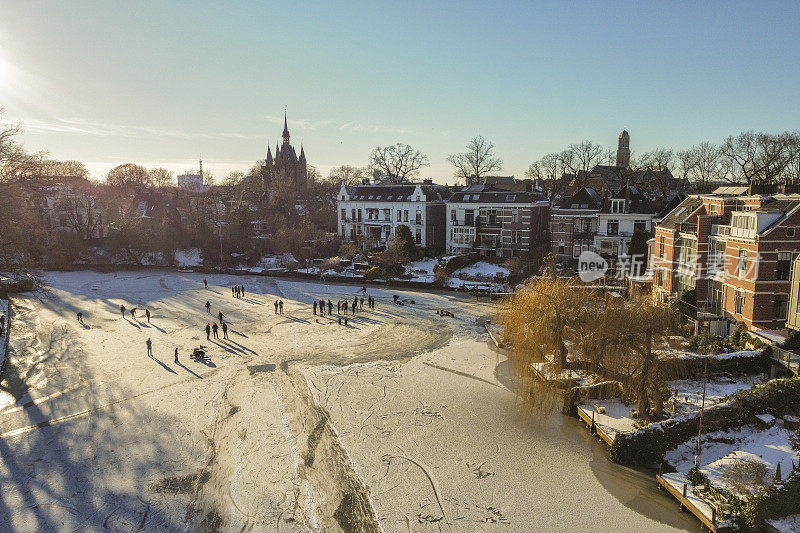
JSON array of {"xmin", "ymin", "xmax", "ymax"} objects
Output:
[{"xmin": 611, "ymin": 199, "xmax": 626, "ymax": 214}]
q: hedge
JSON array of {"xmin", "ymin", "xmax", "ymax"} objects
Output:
[
  {"xmin": 659, "ymin": 350, "xmax": 771, "ymax": 380},
  {"xmin": 610, "ymin": 376, "xmax": 800, "ymax": 467}
]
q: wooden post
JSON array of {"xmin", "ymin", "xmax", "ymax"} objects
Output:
[{"xmin": 683, "ymin": 483, "xmax": 687, "ymax": 498}]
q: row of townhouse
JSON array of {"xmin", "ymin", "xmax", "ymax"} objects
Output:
[
  {"xmin": 336, "ymin": 181, "xmax": 550, "ymax": 259},
  {"xmin": 652, "ymin": 185, "xmax": 800, "ymax": 335},
  {"xmin": 551, "ymin": 185, "xmax": 664, "ymax": 267}
]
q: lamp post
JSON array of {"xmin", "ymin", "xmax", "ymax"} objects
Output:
[{"xmin": 695, "ymin": 356, "xmax": 708, "ymax": 467}]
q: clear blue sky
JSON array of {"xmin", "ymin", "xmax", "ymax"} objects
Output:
[{"xmin": 1, "ymin": 0, "xmax": 798, "ymax": 182}]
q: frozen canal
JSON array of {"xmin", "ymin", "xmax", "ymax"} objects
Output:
[{"xmin": 0, "ymin": 271, "xmax": 699, "ymax": 532}]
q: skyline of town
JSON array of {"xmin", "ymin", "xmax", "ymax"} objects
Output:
[{"xmin": 2, "ymin": 1, "xmax": 799, "ymax": 182}]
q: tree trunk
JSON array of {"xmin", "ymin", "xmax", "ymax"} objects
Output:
[
  {"xmin": 555, "ymin": 316, "xmax": 567, "ymax": 369},
  {"xmin": 637, "ymin": 337, "xmax": 652, "ymax": 418}
]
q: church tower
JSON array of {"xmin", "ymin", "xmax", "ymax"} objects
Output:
[
  {"xmin": 616, "ymin": 130, "xmax": 630, "ymax": 168},
  {"xmin": 262, "ymin": 110, "xmax": 308, "ymax": 191}
]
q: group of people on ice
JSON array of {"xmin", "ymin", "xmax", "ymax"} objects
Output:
[
  {"xmin": 312, "ymin": 293, "xmax": 376, "ymax": 317},
  {"xmin": 119, "ymin": 304, "xmax": 151, "ymax": 323}
]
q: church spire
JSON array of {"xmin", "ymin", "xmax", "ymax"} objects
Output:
[
  {"xmin": 266, "ymin": 145, "xmax": 273, "ymax": 164},
  {"xmin": 299, "ymin": 143, "xmax": 306, "ymax": 162},
  {"xmin": 282, "ymin": 109, "xmax": 290, "ymax": 145}
]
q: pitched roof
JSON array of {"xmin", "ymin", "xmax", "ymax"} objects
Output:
[
  {"xmin": 344, "ymin": 183, "xmax": 450, "ymax": 202},
  {"xmin": 448, "ymin": 188, "xmax": 542, "ymax": 204},
  {"xmin": 657, "ymin": 196, "xmax": 705, "ymax": 229},
  {"xmin": 599, "ymin": 185, "xmax": 653, "ymax": 214},
  {"xmin": 557, "ymin": 187, "xmax": 603, "ymax": 209}
]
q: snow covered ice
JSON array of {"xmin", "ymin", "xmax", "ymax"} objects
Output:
[{"xmin": 0, "ymin": 271, "xmax": 700, "ymax": 531}]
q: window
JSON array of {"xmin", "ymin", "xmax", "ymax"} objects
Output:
[
  {"xmin": 735, "ymin": 289, "xmax": 745, "ymax": 314},
  {"xmin": 357, "ymin": 209, "xmax": 362, "ymax": 222},
  {"xmin": 415, "ymin": 229, "xmax": 421, "ymax": 244},
  {"xmin": 511, "ymin": 209, "xmax": 519, "ymax": 223},
  {"xmin": 403, "ymin": 210, "xmax": 408, "ymax": 222},
  {"xmin": 415, "ymin": 210, "xmax": 422, "ymax": 225},
  {"xmin": 397, "ymin": 210, "xmax": 401, "ymax": 221},
  {"xmin": 659, "ymin": 236, "xmax": 665, "ymax": 258},
  {"xmin": 774, "ymin": 294, "xmax": 789, "ymax": 320},
  {"xmin": 512, "ymin": 231, "xmax": 522, "ymax": 244},
  {"xmin": 777, "ymin": 252, "xmax": 792, "ymax": 280},
  {"xmin": 464, "ymin": 210, "xmax": 474, "ymax": 225},
  {"xmin": 607, "ymin": 220, "xmax": 619, "ymax": 236},
  {"xmin": 708, "ymin": 203, "xmax": 719, "ymax": 215},
  {"xmin": 738, "ymin": 250, "xmax": 747, "ymax": 275},
  {"xmin": 351, "ymin": 209, "xmax": 356, "ymax": 221},
  {"xmin": 451, "ymin": 209, "xmax": 456, "ymax": 221},
  {"xmin": 341, "ymin": 225, "xmax": 345, "ymax": 235},
  {"xmin": 341, "ymin": 208, "xmax": 346, "ymax": 220},
  {"xmin": 634, "ymin": 220, "xmax": 647, "ymax": 233},
  {"xmin": 788, "ymin": 227, "xmax": 796, "ymax": 237},
  {"xmin": 707, "ymin": 280, "xmax": 723, "ymax": 314},
  {"xmin": 558, "ymin": 243, "xmax": 565, "ymax": 255},
  {"xmin": 611, "ymin": 199, "xmax": 625, "ymax": 214},
  {"xmin": 657, "ymin": 268, "xmax": 663, "ymax": 287}
]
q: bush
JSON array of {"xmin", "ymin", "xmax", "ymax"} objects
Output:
[{"xmin": 687, "ymin": 332, "xmax": 728, "ymax": 355}]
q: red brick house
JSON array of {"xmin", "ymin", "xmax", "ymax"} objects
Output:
[{"xmin": 652, "ymin": 186, "xmax": 800, "ymax": 334}]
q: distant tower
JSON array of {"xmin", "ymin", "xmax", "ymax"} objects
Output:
[
  {"xmin": 261, "ymin": 110, "xmax": 308, "ymax": 191},
  {"xmin": 199, "ymin": 155, "xmax": 204, "ymax": 181},
  {"xmin": 282, "ymin": 111, "xmax": 290, "ymax": 145},
  {"xmin": 616, "ymin": 130, "xmax": 630, "ymax": 168}
]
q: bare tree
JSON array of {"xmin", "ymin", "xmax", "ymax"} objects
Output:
[
  {"xmin": 0, "ymin": 109, "xmax": 43, "ymax": 181},
  {"xmin": 327, "ymin": 165, "xmax": 369, "ymax": 185},
  {"xmin": 636, "ymin": 148, "xmax": 674, "ymax": 172},
  {"xmin": 526, "ymin": 152, "xmax": 570, "ymax": 201},
  {"xmin": 39, "ymin": 159, "xmax": 90, "ymax": 179},
  {"xmin": 148, "ymin": 167, "xmax": 174, "ymax": 188},
  {"xmin": 721, "ymin": 131, "xmax": 796, "ymax": 185},
  {"xmin": 222, "ymin": 170, "xmax": 245, "ymax": 187},
  {"xmin": 106, "ymin": 163, "xmax": 152, "ymax": 188},
  {"xmin": 447, "ymin": 135, "xmax": 503, "ymax": 185},
  {"xmin": 369, "ymin": 143, "xmax": 429, "ymax": 183},
  {"xmin": 561, "ymin": 140, "xmax": 605, "ymax": 176},
  {"xmin": 58, "ymin": 191, "xmax": 105, "ymax": 240},
  {"xmin": 679, "ymin": 141, "xmax": 725, "ymax": 188}
]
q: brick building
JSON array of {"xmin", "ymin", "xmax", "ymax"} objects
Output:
[
  {"xmin": 445, "ymin": 186, "xmax": 549, "ymax": 259},
  {"xmin": 652, "ymin": 186, "xmax": 800, "ymax": 334}
]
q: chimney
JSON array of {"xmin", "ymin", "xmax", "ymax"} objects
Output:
[{"xmin": 423, "ymin": 178, "xmax": 433, "ymax": 184}]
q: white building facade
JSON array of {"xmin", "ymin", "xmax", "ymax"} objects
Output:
[{"xmin": 336, "ymin": 182, "xmax": 449, "ymax": 253}]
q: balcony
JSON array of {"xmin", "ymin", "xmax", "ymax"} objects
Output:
[
  {"xmin": 679, "ymin": 222, "xmax": 698, "ymax": 234},
  {"xmin": 711, "ymin": 224, "xmax": 731, "ymax": 236}
]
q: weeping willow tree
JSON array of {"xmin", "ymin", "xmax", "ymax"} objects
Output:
[
  {"xmin": 593, "ymin": 297, "xmax": 677, "ymax": 419},
  {"xmin": 497, "ymin": 277, "xmax": 598, "ymax": 415}
]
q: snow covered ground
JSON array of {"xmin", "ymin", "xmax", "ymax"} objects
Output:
[
  {"xmin": 665, "ymin": 424, "xmax": 798, "ymax": 500},
  {"xmin": 174, "ymin": 248, "xmax": 201, "ymax": 268},
  {"xmin": 579, "ymin": 375, "xmax": 764, "ymax": 439},
  {"xmin": 451, "ymin": 261, "xmax": 509, "ymax": 280},
  {"xmin": 768, "ymin": 514, "xmax": 800, "ymax": 532},
  {"xmin": 0, "ymin": 271, "xmax": 699, "ymax": 532},
  {"xmin": 401, "ymin": 258, "xmax": 440, "ymax": 283}
]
